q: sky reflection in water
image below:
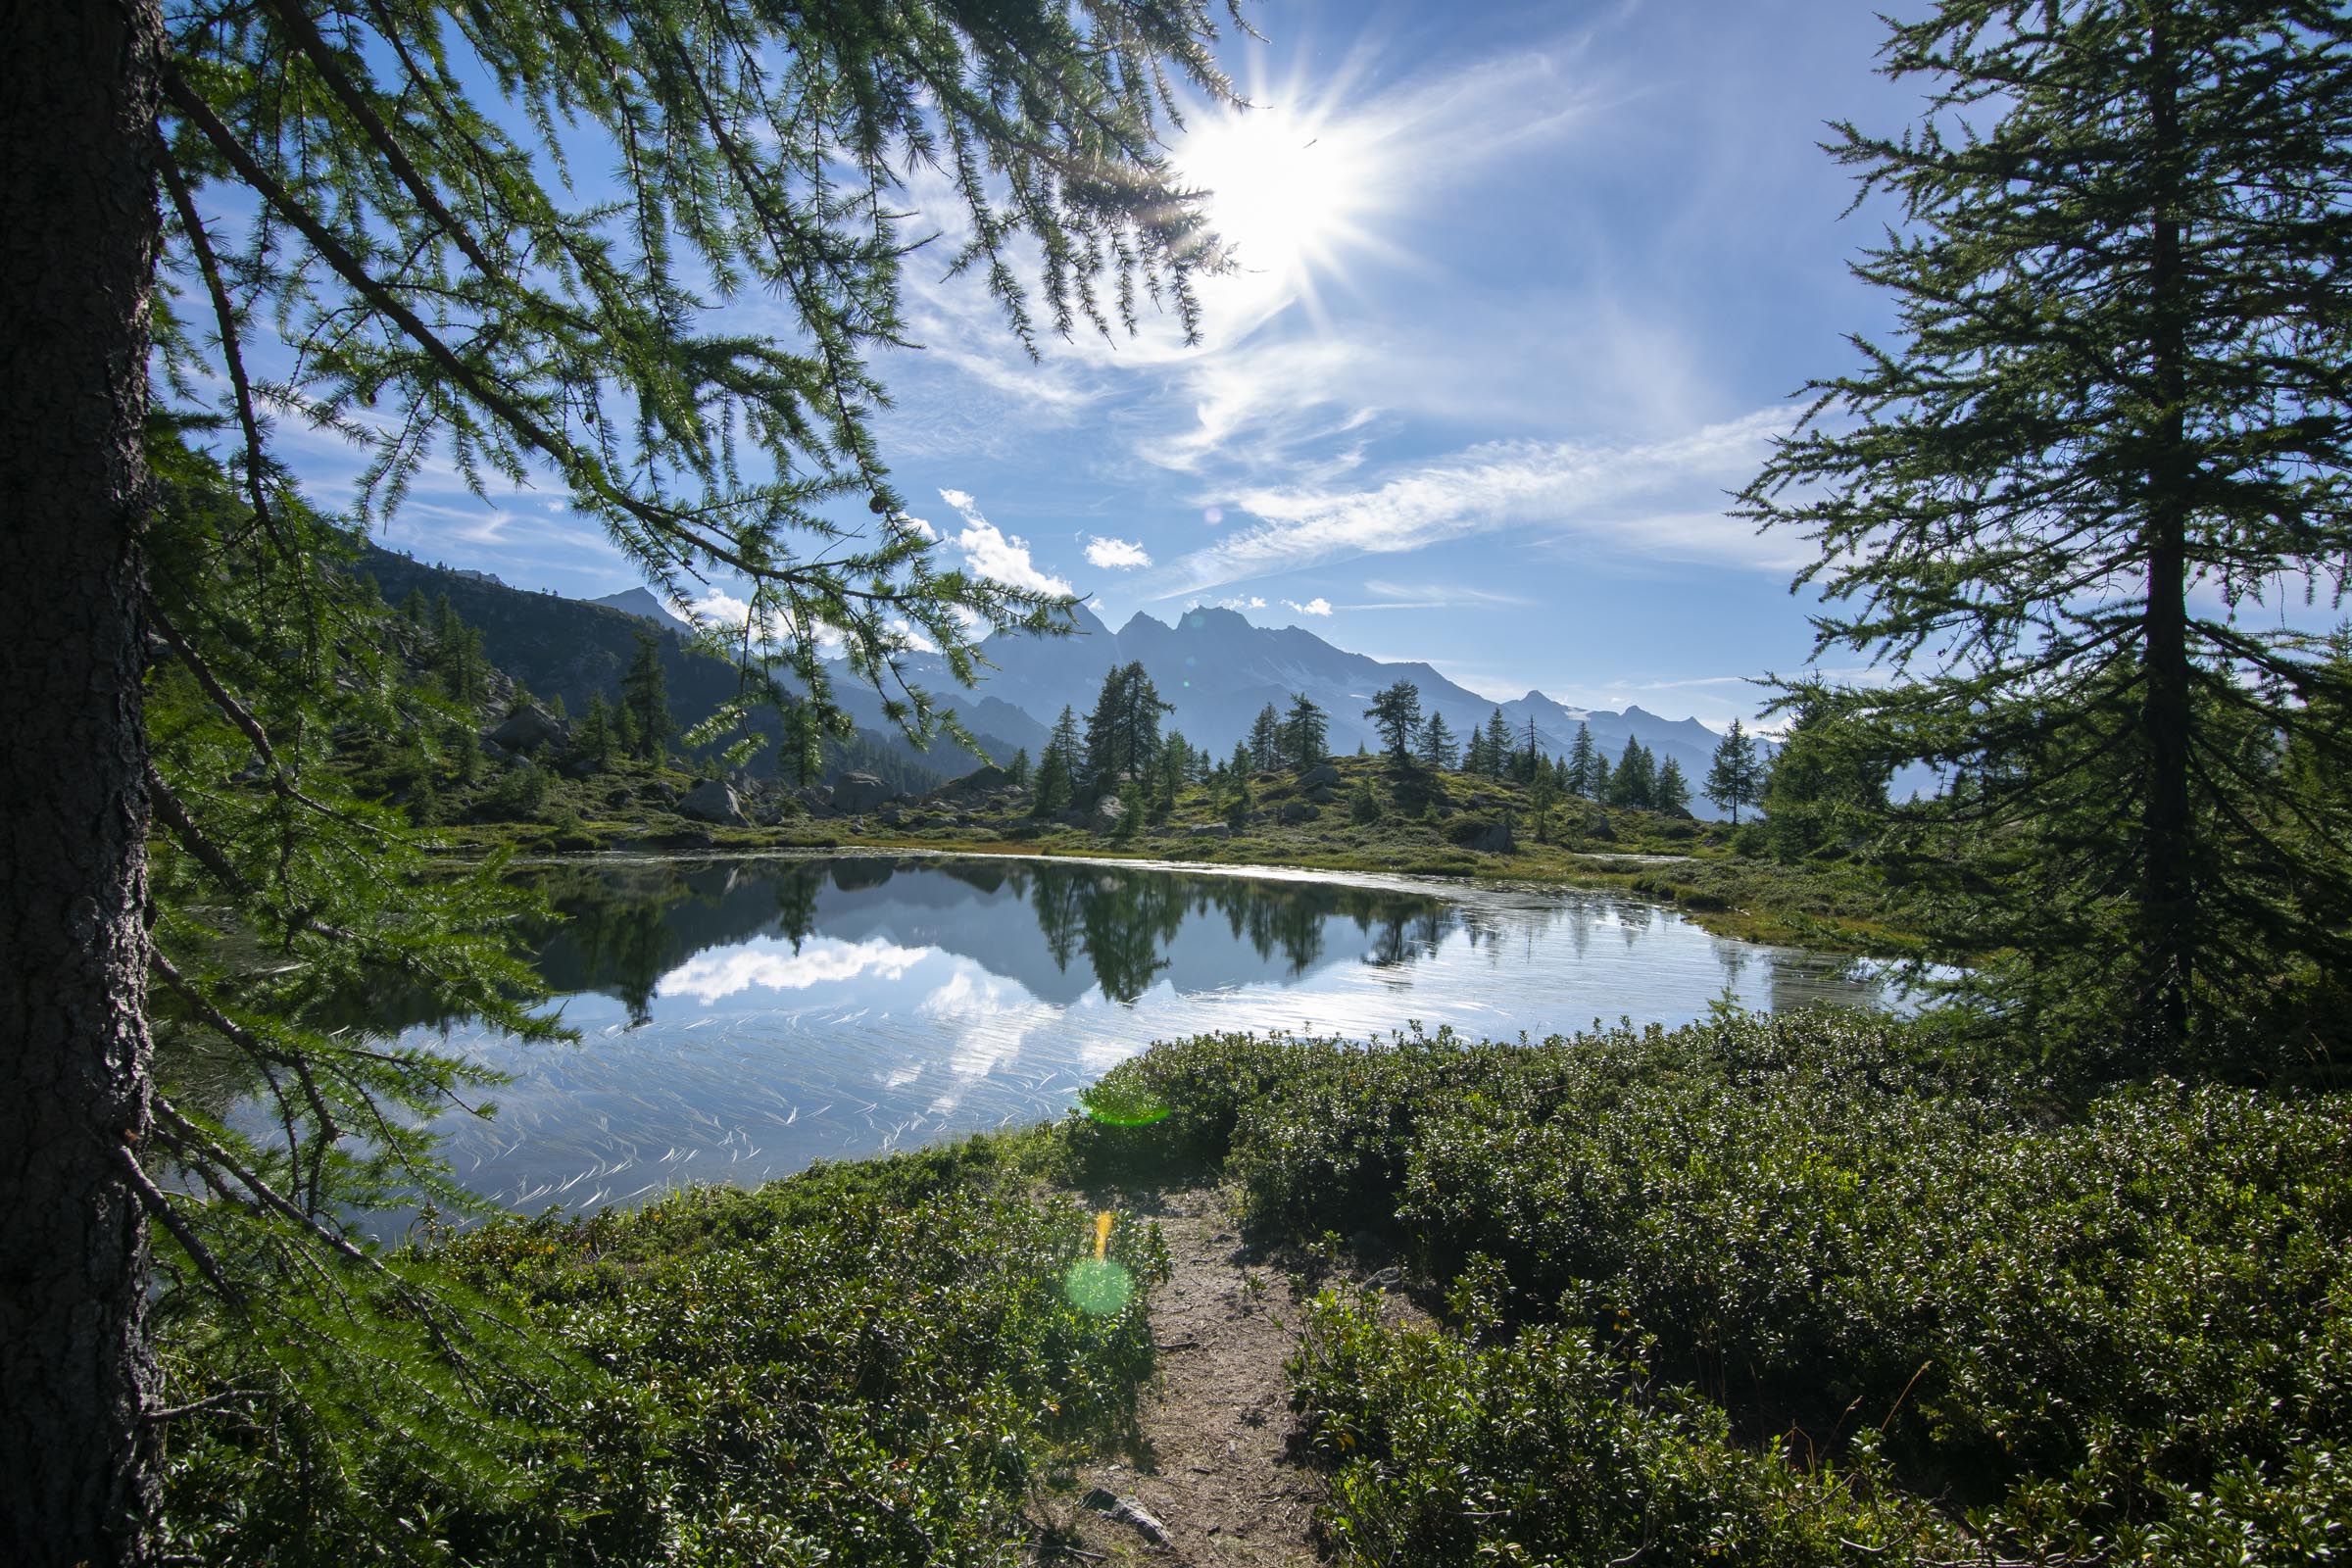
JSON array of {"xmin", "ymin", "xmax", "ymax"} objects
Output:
[{"xmin": 412, "ymin": 855, "xmax": 1892, "ymax": 1215}]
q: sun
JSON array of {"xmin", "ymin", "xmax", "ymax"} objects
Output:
[{"xmin": 1174, "ymin": 102, "xmax": 1375, "ymax": 288}]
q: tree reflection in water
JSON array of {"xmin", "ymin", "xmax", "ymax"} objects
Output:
[{"xmin": 525, "ymin": 856, "xmax": 1471, "ymax": 1011}]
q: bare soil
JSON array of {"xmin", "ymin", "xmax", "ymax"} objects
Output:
[{"xmin": 1032, "ymin": 1185, "xmax": 1425, "ymax": 1567}]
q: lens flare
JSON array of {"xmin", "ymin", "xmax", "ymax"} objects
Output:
[{"xmin": 1079, "ymin": 1079, "xmax": 1171, "ymax": 1127}]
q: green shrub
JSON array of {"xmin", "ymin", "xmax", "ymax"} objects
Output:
[
  {"xmin": 158, "ymin": 1135, "xmax": 1167, "ymax": 1566},
  {"xmin": 1292, "ymin": 1282, "xmax": 1954, "ymax": 1566},
  {"xmin": 1096, "ymin": 1013, "xmax": 2352, "ymax": 1565}
]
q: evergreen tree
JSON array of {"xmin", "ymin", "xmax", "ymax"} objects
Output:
[
  {"xmin": 1363, "ymin": 682, "xmax": 1423, "ymax": 767},
  {"xmin": 1416, "ymin": 711, "xmax": 1458, "ymax": 771},
  {"xmin": 1008, "ymin": 749, "xmax": 1031, "ymax": 787},
  {"xmin": 399, "ymin": 587, "xmax": 428, "ymax": 625},
  {"xmin": 1758, "ymin": 681, "xmax": 1893, "ymax": 859},
  {"xmin": 1704, "ymin": 718, "xmax": 1766, "ymax": 825},
  {"xmin": 1608, "ymin": 739, "xmax": 1657, "ymax": 810},
  {"xmin": 14, "ymin": 4, "xmax": 1240, "ymax": 1543},
  {"xmin": 1654, "ymin": 757, "xmax": 1693, "ymax": 818},
  {"xmin": 1567, "ymin": 723, "xmax": 1601, "ymax": 798},
  {"xmin": 1483, "ymin": 708, "xmax": 1513, "ymax": 779},
  {"xmin": 1283, "ymin": 694, "xmax": 1330, "ymax": 772},
  {"xmin": 621, "ymin": 632, "xmax": 673, "ymax": 764},
  {"xmin": 578, "ymin": 691, "xmax": 615, "ymax": 773},
  {"xmin": 1739, "ymin": 0, "xmax": 2352, "ymax": 1060},
  {"xmin": 1248, "ymin": 703, "xmax": 1284, "ymax": 773},
  {"xmin": 1083, "ymin": 662, "xmax": 1174, "ymax": 796},
  {"xmin": 1530, "ymin": 753, "xmax": 1560, "ymax": 842},
  {"xmin": 1033, "ymin": 707, "xmax": 1084, "ymax": 817}
]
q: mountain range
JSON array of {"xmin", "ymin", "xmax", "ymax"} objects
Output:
[
  {"xmin": 357, "ymin": 544, "xmax": 1741, "ymax": 811},
  {"xmin": 881, "ymin": 602, "xmax": 1737, "ymax": 808}
]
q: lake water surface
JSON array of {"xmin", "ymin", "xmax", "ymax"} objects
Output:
[{"xmin": 406, "ymin": 854, "xmax": 1891, "ymax": 1214}]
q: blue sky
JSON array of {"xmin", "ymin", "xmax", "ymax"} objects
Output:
[{"xmin": 326, "ymin": 0, "xmax": 1936, "ymax": 731}]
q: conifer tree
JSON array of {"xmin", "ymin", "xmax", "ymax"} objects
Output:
[
  {"xmin": 1740, "ymin": 0, "xmax": 2352, "ymax": 1059},
  {"xmin": 1705, "ymin": 718, "xmax": 1766, "ymax": 825},
  {"xmin": 1248, "ymin": 703, "xmax": 1284, "ymax": 773},
  {"xmin": 1654, "ymin": 757, "xmax": 1693, "ymax": 818},
  {"xmin": 1608, "ymin": 739, "xmax": 1657, "ymax": 810},
  {"xmin": 579, "ymin": 691, "xmax": 615, "ymax": 773},
  {"xmin": 1483, "ymin": 709, "xmax": 1513, "ymax": 779},
  {"xmin": 1364, "ymin": 682, "xmax": 1423, "ymax": 767},
  {"xmin": 1033, "ymin": 706, "xmax": 1084, "ymax": 817},
  {"xmin": 1084, "ymin": 662, "xmax": 1174, "ymax": 796},
  {"xmin": 621, "ymin": 633, "xmax": 673, "ymax": 764},
  {"xmin": 6, "ymin": 2, "xmax": 1248, "ymax": 1546},
  {"xmin": 1416, "ymin": 711, "xmax": 1458, "ymax": 771},
  {"xmin": 1759, "ymin": 681, "xmax": 1893, "ymax": 858},
  {"xmin": 1283, "ymin": 694, "xmax": 1329, "ymax": 772},
  {"xmin": 1567, "ymin": 724, "xmax": 1601, "ymax": 798}
]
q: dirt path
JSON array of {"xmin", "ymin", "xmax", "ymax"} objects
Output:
[{"xmin": 1037, "ymin": 1186, "xmax": 1419, "ymax": 1567}]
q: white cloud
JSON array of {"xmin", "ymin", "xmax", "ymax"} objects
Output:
[
  {"xmin": 658, "ymin": 936, "xmax": 930, "ymax": 1004},
  {"xmin": 935, "ymin": 488, "xmax": 1073, "ymax": 597},
  {"xmin": 1138, "ymin": 411, "xmax": 1805, "ymax": 598},
  {"xmin": 1285, "ymin": 597, "xmax": 1334, "ymax": 617},
  {"xmin": 1084, "ymin": 535, "xmax": 1153, "ymax": 569}
]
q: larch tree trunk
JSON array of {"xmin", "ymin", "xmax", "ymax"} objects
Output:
[
  {"xmin": 1, "ymin": 2, "xmax": 165, "ymax": 1562},
  {"xmin": 2139, "ymin": 10, "xmax": 2196, "ymax": 1061}
]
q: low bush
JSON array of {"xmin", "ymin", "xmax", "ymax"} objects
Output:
[
  {"xmin": 1088, "ymin": 1012, "xmax": 2352, "ymax": 1565},
  {"xmin": 157, "ymin": 1134, "xmax": 1167, "ymax": 1566}
]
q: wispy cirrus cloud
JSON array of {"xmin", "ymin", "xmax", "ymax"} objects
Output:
[{"xmin": 1137, "ymin": 411, "xmax": 1804, "ymax": 600}]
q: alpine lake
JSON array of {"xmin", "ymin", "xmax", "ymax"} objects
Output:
[{"xmin": 342, "ymin": 854, "xmax": 1902, "ymax": 1220}]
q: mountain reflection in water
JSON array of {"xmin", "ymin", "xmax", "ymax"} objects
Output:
[{"xmin": 394, "ymin": 856, "xmax": 1891, "ymax": 1217}]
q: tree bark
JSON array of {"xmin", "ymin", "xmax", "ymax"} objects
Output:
[
  {"xmin": 0, "ymin": 2, "xmax": 165, "ymax": 1562},
  {"xmin": 2139, "ymin": 11, "xmax": 2195, "ymax": 1061}
]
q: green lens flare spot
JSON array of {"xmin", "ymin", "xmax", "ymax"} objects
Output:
[
  {"xmin": 1080, "ymin": 1081, "xmax": 1170, "ymax": 1127},
  {"xmin": 1064, "ymin": 1258, "xmax": 1135, "ymax": 1317}
]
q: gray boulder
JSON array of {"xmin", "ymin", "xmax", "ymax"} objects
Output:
[
  {"xmin": 491, "ymin": 705, "xmax": 568, "ymax": 754},
  {"xmin": 1277, "ymin": 800, "xmax": 1318, "ymax": 825},
  {"xmin": 1088, "ymin": 794, "xmax": 1129, "ymax": 834},
  {"xmin": 1306, "ymin": 785, "xmax": 1341, "ymax": 805},
  {"xmin": 939, "ymin": 763, "xmax": 1013, "ymax": 799},
  {"xmin": 794, "ymin": 784, "xmax": 834, "ymax": 813},
  {"xmin": 678, "ymin": 778, "xmax": 747, "ymax": 827},
  {"xmin": 1461, "ymin": 817, "xmax": 1516, "ymax": 855},
  {"xmin": 1298, "ymin": 762, "xmax": 1343, "ymax": 790},
  {"xmin": 831, "ymin": 772, "xmax": 892, "ymax": 813},
  {"xmin": 1186, "ymin": 822, "xmax": 1232, "ymax": 841}
]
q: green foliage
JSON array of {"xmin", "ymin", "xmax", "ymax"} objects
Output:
[
  {"xmin": 1652, "ymin": 755, "xmax": 1692, "ymax": 816},
  {"xmin": 1292, "ymin": 1285, "xmax": 1946, "ymax": 1566},
  {"xmin": 1284, "ymin": 693, "xmax": 1330, "ymax": 771},
  {"xmin": 1414, "ymin": 711, "xmax": 1457, "ymax": 771},
  {"xmin": 1363, "ymin": 681, "xmax": 1423, "ymax": 766},
  {"xmin": 1083, "ymin": 662, "xmax": 1173, "ymax": 796},
  {"xmin": 1032, "ymin": 705, "xmax": 1081, "ymax": 816},
  {"xmin": 1566, "ymin": 721, "xmax": 1602, "ymax": 797},
  {"xmin": 159, "ymin": 1138, "xmax": 1170, "ymax": 1565},
  {"xmin": 153, "ymin": 0, "xmax": 1242, "ymax": 757},
  {"xmin": 1705, "ymin": 716, "xmax": 1765, "ymax": 823},
  {"xmin": 1249, "ymin": 702, "xmax": 1284, "ymax": 772},
  {"xmin": 1348, "ymin": 777, "xmax": 1383, "ymax": 825},
  {"xmin": 1606, "ymin": 737, "xmax": 1657, "ymax": 809},
  {"xmin": 619, "ymin": 632, "xmax": 672, "ymax": 765},
  {"xmin": 1083, "ymin": 1015, "xmax": 2352, "ymax": 1564},
  {"xmin": 1759, "ymin": 681, "xmax": 1889, "ymax": 860},
  {"xmin": 1738, "ymin": 0, "xmax": 2352, "ymax": 1064}
]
